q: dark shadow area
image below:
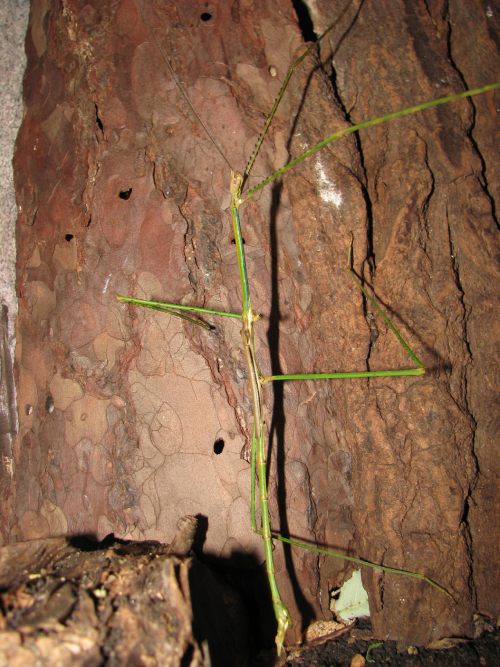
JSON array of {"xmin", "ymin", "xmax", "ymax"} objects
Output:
[
  {"xmin": 192, "ymin": 515, "xmax": 275, "ymax": 658},
  {"xmin": 263, "ymin": 10, "xmax": 337, "ymax": 637},
  {"xmin": 192, "ymin": 512, "xmax": 208, "ymax": 554},
  {"xmin": 266, "ymin": 179, "xmax": 315, "ymax": 634},
  {"xmin": 68, "ymin": 532, "xmax": 112, "ymax": 550},
  {"xmin": 191, "ymin": 548, "xmax": 278, "ymax": 665},
  {"xmin": 68, "ymin": 532, "xmax": 178, "ymax": 556}
]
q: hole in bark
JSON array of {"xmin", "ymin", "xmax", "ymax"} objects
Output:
[
  {"xmin": 231, "ymin": 238, "xmax": 245, "ymax": 245},
  {"xmin": 213, "ymin": 439, "xmax": 225, "ymax": 455},
  {"xmin": 291, "ymin": 0, "xmax": 317, "ymax": 42},
  {"xmin": 118, "ymin": 188, "xmax": 132, "ymax": 200},
  {"xmin": 200, "ymin": 12, "xmax": 212, "ymax": 22},
  {"xmin": 45, "ymin": 395, "xmax": 55, "ymax": 414},
  {"xmin": 86, "ymin": 216, "xmax": 92, "ymax": 227},
  {"xmin": 95, "ymin": 104, "xmax": 104, "ymax": 132},
  {"xmin": 25, "ymin": 404, "xmax": 33, "ymax": 415},
  {"xmin": 65, "ymin": 233, "xmax": 74, "ymax": 241}
]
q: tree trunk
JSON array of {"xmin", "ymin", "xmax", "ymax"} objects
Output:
[{"xmin": 8, "ymin": 0, "xmax": 499, "ymax": 647}]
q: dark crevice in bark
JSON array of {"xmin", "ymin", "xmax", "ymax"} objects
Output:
[
  {"xmin": 94, "ymin": 103, "xmax": 104, "ymax": 134},
  {"xmin": 460, "ymin": 502, "xmax": 477, "ymax": 603},
  {"xmin": 441, "ymin": 0, "xmax": 450, "ymax": 22},
  {"xmin": 422, "ymin": 1, "xmax": 432, "ymax": 20},
  {"xmin": 327, "ymin": 65, "xmax": 374, "ymax": 270},
  {"xmin": 445, "ymin": 205, "xmax": 479, "ymax": 606},
  {"xmin": 442, "ymin": 15, "xmax": 487, "ymax": 599},
  {"xmin": 420, "ymin": 153, "xmax": 435, "ymax": 254},
  {"xmin": 444, "ymin": 20, "xmax": 488, "ymax": 416},
  {"xmin": 444, "ymin": 16, "xmax": 499, "ymax": 229},
  {"xmin": 328, "ymin": 65, "xmax": 377, "ymax": 371},
  {"xmin": 315, "ymin": 0, "xmax": 372, "ymax": 267},
  {"xmin": 445, "ymin": 211, "xmax": 476, "ymax": 409},
  {"xmin": 319, "ymin": 0, "xmax": 378, "ymax": 375},
  {"xmin": 179, "ymin": 201, "xmax": 198, "ymax": 296},
  {"xmin": 291, "ymin": 0, "xmax": 317, "ymax": 42}
]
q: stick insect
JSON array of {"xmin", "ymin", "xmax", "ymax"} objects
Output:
[{"xmin": 117, "ymin": 2, "xmax": 499, "ymax": 655}]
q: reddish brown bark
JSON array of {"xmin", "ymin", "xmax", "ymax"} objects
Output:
[{"xmin": 8, "ymin": 0, "xmax": 499, "ymax": 648}]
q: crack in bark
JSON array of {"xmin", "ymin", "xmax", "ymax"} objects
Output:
[
  {"xmin": 444, "ymin": 14, "xmax": 499, "ymax": 230},
  {"xmin": 417, "ymin": 135, "xmax": 435, "ymax": 256},
  {"xmin": 327, "ymin": 59, "xmax": 377, "ymax": 373},
  {"xmin": 445, "ymin": 204, "xmax": 479, "ymax": 604},
  {"xmin": 179, "ymin": 198, "xmax": 198, "ymax": 295},
  {"xmin": 328, "ymin": 66, "xmax": 374, "ymax": 270},
  {"xmin": 440, "ymin": 7, "xmax": 494, "ymax": 609}
]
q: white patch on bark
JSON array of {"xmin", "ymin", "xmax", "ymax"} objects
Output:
[{"xmin": 315, "ymin": 158, "xmax": 343, "ymax": 208}]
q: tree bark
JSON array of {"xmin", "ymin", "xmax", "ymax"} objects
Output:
[
  {"xmin": 8, "ymin": 0, "xmax": 499, "ymax": 647},
  {"xmin": 0, "ymin": 533, "xmax": 249, "ymax": 666}
]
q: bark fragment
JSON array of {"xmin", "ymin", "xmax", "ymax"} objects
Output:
[{"xmin": 0, "ymin": 534, "xmax": 249, "ymax": 666}]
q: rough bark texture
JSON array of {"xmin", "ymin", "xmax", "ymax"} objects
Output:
[
  {"xmin": 7, "ymin": 0, "xmax": 499, "ymax": 649},
  {"xmin": 0, "ymin": 534, "xmax": 249, "ymax": 666}
]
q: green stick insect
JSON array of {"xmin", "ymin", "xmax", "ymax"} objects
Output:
[{"xmin": 117, "ymin": 5, "xmax": 499, "ymax": 655}]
